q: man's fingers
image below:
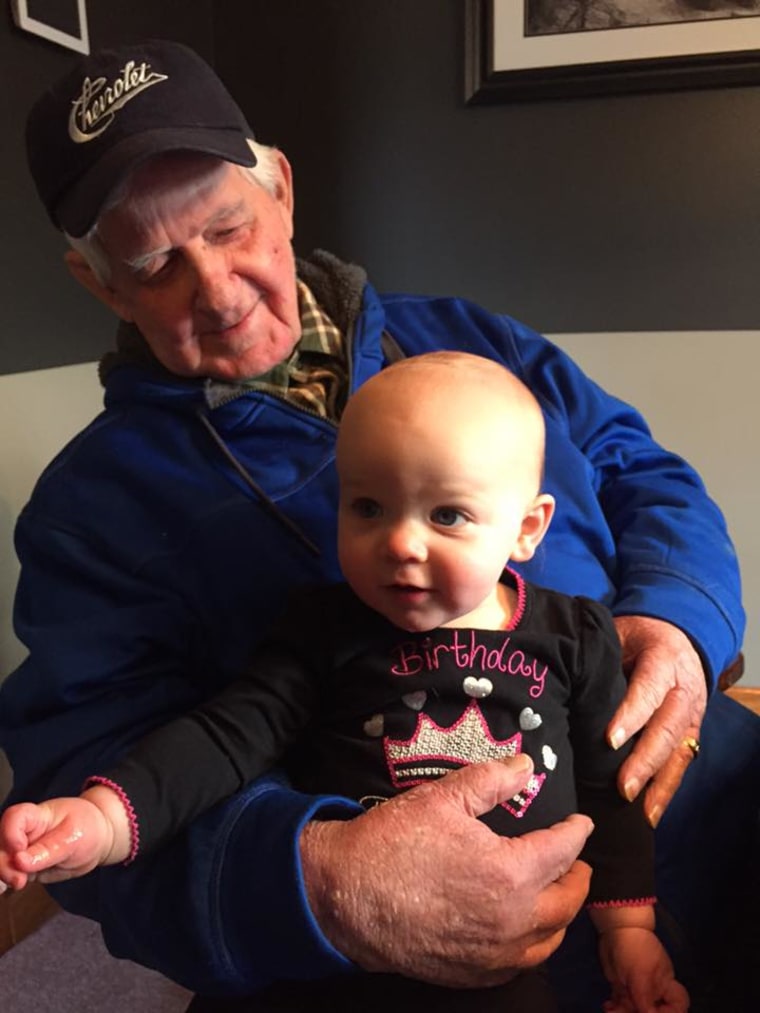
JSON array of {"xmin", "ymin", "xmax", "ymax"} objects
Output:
[
  {"xmin": 508, "ymin": 926, "xmax": 568, "ymax": 969},
  {"xmin": 553, "ymin": 855, "xmax": 593, "ymax": 900},
  {"xmin": 643, "ymin": 731, "xmax": 701, "ymax": 827},
  {"xmin": 531, "ymin": 858, "xmax": 593, "ymax": 933},
  {"xmin": 501, "ymin": 859, "xmax": 593, "ymax": 969},
  {"xmin": 615, "ymin": 688, "xmax": 689, "ymax": 797},
  {"xmin": 511, "ymin": 814, "xmax": 594, "ymax": 891},
  {"xmin": 607, "ymin": 664, "xmax": 669, "ymax": 750},
  {"xmin": 302, "ymin": 765, "xmax": 595, "ymax": 987},
  {"xmin": 609, "ymin": 615, "xmax": 707, "ymax": 812},
  {"xmin": 616, "ymin": 672, "xmax": 704, "ymax": 809}
]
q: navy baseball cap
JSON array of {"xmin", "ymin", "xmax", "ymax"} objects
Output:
[{"xmin": 26, "ymin": 39, "xmax": 257, "ymax": 237}]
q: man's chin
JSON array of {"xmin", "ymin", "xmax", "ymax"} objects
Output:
[{"xmin": 201, "ymin": 345, "xmax": 291, "ymax": 382}]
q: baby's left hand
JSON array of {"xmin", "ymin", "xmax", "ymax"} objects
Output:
[{"xmin": 599, "ymin": 926, "xmax": 690, "ymax": 1012}]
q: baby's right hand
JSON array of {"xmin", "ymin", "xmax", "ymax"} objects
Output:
[{"xmin": 0, "ymin": 797, "xmax": 115, "ymax": 892}]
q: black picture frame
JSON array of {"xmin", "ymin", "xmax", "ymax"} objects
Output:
[{"xmin": 465, "ymin": 1, "xmax": 760, "ymax": 104}]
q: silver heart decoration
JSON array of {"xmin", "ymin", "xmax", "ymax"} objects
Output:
[
  {"xmin": 542, "ymin": 744, "xmax": 557, "ymax": 771},
  {"xmin": 463, "ymin": 676, "xmax": 493, "ymax": 699},
  {"xmin": 519, "ymin": 707, "xmax": 542, "ymax": 731},
  {"xmin": 363, "ymin": 713, "xmax": 384, "ymax": 737},
  {"xmin": 402, "ymin": 690, "xmax": 427, "ymax": 711}
]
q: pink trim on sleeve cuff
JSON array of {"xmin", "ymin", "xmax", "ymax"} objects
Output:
[
  {"xmin": 586, "ymin": 896, "xmax": 657, "ymax": 909},
  {"xmin": 83, "ymin": 776, "xmax": 141, "ymax": 865}
]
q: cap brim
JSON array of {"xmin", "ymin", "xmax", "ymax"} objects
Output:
[{"xmin": 56, "ymin": 126, "xmax": 256, "ymax": 237}]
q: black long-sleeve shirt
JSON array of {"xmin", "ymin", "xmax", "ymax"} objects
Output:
[{"xmin": 100, "ymin": 572, "xmax": 653, "ymax": 905}]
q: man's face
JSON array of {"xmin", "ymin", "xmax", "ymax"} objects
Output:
[{"xmin": 90, "ymin": 154, "xmax": 300, "ymax": 381}]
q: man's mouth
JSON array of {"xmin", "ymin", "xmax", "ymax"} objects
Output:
[{"xmin": 216, "ymin": 306, "xmax": 254, "ymax": 336}]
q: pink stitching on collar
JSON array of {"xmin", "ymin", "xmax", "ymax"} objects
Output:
[{"xmin": 504, "ymin": 568, "xmax": 527, "ymax": 630}]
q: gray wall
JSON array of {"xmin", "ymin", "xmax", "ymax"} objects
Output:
[
  {"xmin": 215, "ymin": 0, "xmax": 760, "ymax": 332},
  {"xmin": 4, "ymin": 0, "xmax": 760, "ymax": 374}
]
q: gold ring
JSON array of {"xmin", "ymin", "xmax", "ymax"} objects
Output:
[{"xmin": 682, "ymin": 736, "xmax": 700, "ymax": 759}]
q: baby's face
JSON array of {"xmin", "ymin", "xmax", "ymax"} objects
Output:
[{"xmin": 336, "ymin": 362, "xmax": 550, "ymax": 632}]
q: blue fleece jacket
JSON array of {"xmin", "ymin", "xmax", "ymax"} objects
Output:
[{"xmin": 0, "ymin": 253, "xmax": 744, "ymax": 994}]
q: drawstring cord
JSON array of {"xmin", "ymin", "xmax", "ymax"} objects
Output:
[
  {"xmin": 193, "ymin": 330, "xmax": 404, "ymax": 561},
  {"xmin": 195, "ymin": 410, "xmax": 321, "ymax": 558}
]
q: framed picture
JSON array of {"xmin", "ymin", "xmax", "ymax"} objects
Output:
[
  {"xmin": 11, "ymin": 0, "xmax": 89, "ymax": 55},
  {"xmin": 465, "ymin": 1, "xmax": 760, "ymax": 103}
]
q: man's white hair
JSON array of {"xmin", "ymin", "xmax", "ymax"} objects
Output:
[{"xmin": 66, "ymin": 139, "xmax": 281, "ymax": 286}]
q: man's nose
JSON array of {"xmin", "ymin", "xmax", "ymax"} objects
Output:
[
  {"xmin": 190, "ymin": 249, "xmax": 235, "ymax": 314},
  {"xmin": 385, "ymin": 521, "xmax": 428, "ymax": 562}
]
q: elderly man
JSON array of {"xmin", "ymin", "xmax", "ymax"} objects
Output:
[{"xmin": 1, "ymin": 39, "xmax": 756, "ymax": 1011}]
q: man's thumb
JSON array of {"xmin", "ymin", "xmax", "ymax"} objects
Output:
[{"xmin": 444, "ymin": 755, "xmax": 535, "ymax": 819}]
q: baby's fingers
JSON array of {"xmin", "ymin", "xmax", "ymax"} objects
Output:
[
  {"xmin": 0, "ymin": 803, "xmax": 50, "ymax": 890},
  {"xmin": 0, "ymin": 802, "xmax": 51, "ymax": 851},
  {"xmin": 0, "ymin": 865, "xmax": 31, "ymax": 892},
  {"xmin": 13, "ymin": 820, "xmax": 83, "ymax": 874}
]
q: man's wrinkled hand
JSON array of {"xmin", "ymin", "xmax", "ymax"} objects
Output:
[
  {"xmin": 300, "ymin": 756, "xmax": 593, "ymax": 988},
  {"xmin": 609, "ymin": 616, "xmax": 707, "ymax": 826}
]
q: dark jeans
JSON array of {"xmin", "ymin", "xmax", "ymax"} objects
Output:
[{"xmin": 186, "ymin": 968, "xmax": 558, "ymax": 1012}]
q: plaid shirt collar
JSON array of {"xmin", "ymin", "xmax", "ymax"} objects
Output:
[{"xmin": 206, "ymin": 280, "xmax": 348, "ymax": 418}]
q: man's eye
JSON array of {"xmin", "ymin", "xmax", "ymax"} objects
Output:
[
  {"xmin": 138, "ymin": 254, "xmax": 176, "ymax": 285},
  {"xmin": 352, "ymin": 498, "xmax": 381, "ymax": 519},
  {"xmin": 213, "ymin": 224, "xmax": 242, "ymax": 242},
  {"xmin": 432, "ymin": 506, "xmax": 466, "ymax": 528}
]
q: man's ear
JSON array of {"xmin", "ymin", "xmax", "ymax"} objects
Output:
[
  {"xmin": 64, "ymin": 250, "xmax": 134, "ymax": 322},
  {"xmin": 512, "ymin": 493, "xmax": 556, "ymax": 563},
  {"xmin": 271, "ymin": 150, "xmax": 295, "ymax": 239}
]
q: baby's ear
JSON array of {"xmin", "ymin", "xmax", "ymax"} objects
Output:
[{"xmin": 512, "ymin": 494, "xmax": 555, "ymax": 562}]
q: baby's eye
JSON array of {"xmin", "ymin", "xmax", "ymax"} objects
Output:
[
  {"xmin": 351, "ymin": 498, "xmax": 381, "ymax": 519},
  {"xmin": 431, "ymin": 506, "xmax": 466, "ymax": 528}
]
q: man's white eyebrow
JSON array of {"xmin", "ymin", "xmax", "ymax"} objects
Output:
[
  {"xmin": 124, "ymin": 247, "xmax": 173, "ymax": 273},
  {"xmin": 123, "ymin": 199, "xmax": 248, "ymax": 273}
]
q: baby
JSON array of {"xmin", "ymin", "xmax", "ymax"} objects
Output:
[{"xmin": 0, "ymin": 352, "xmax": 688, "ymax": 1012}]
